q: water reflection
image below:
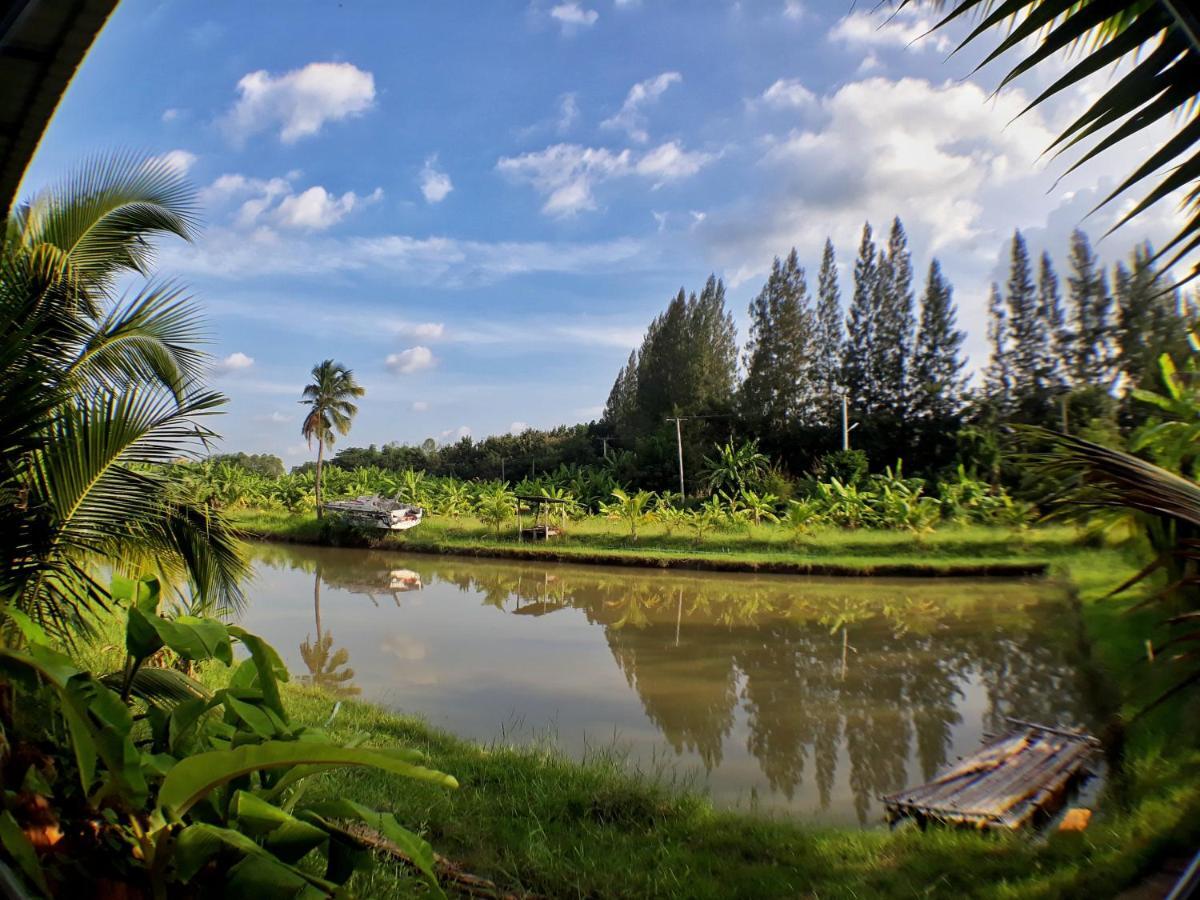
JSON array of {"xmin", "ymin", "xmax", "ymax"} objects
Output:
[{"xmin": 242, "ymin": 543, "xmax": 1096, "ymax": 824}]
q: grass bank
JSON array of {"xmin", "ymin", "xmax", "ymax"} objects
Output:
[{"xmin": 229, "ymin": 508, "xmax": 1075, "ymax": 577}]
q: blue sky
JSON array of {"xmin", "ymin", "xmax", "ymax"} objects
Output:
[{"xmin": 22, "ymin": 0, "xmax": 1186, "ymax": 465}]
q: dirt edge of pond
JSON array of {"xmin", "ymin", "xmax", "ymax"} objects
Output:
[{"xmin": 237, "ymin": 529, "xmax": 1050, "ymax": 578}]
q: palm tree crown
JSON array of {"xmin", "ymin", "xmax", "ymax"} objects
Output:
[
  {"xmin": 1, "ymin": 153, "xmax": 246, "ymax": 638},
  {"xmin": 300, "ymin": 360, "xmax": 364, "ymax": 515}
]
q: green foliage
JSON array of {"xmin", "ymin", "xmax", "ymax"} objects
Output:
[
  {"xmin": 811, "ymin": 449, "xmax": 868, "ymax": 487},
  {"xmin": 475, "ymin": 487, "xmax": 515, "ymax": 537},
  {"xmin": 0, "ymin": 155, "xmax": 246, "ymax": 638},
  {"xmin": 0, "ymin": 575, "xmax": 454, "ymax": 898},
  {"xmin": 701, "ymin": 439, "xmax": 769, "ymax": 493},
  {"xmin": 602, "ymin": 489, "xmax": 656, "ymax": 541}
]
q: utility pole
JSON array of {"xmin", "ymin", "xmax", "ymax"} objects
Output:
[
  {"xmin": 841, "ymin": 393, "xmax": 850, "ymax": 452},
  {"xmin": 500, "ymin": 456, "xmax": 506, "ymax": 481},
  {"xmin": 667, "ymin": 416, "xmax": 686, "ymax": 498},
  {"xmin": 599, "ymin": 436, "xmax": 611, "ymax": 459}
]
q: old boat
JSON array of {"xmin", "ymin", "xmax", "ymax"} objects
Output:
[{"xmin": 322, "ymin": 496, "xmax": 424, "ymax": 531}]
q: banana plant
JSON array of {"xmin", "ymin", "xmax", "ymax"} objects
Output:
[
  {"xmin": 0, "ymin": 575, "xmax": 456, "ymax": 898},
  {"xmin": 602, "ymin": 489, "xmax": 656, "ymax": 541}
]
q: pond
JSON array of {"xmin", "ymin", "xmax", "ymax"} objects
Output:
[{"xmin": 239, "ymin": 542, "xmax": 1100, "ymax": 826}]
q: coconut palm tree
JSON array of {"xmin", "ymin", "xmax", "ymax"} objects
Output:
[
  {"xmin": 300, "ymin": 360, "xmax": 364, "ymax": 516},
  {"xmin": 909, "ymin": 0, "xmax": 1200, "ymax": 282},
  {"xmin": 0, "ymin": 154, "xmax": 247, "ymax": 637}
]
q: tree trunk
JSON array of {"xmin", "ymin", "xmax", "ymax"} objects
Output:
[
  {"xmin": 315, "ymin": 437, "xmax": 324, "ymax": 518},
  {"xmin": 313, "ymin": 566, "xmax": 323, "ymax": 643}
]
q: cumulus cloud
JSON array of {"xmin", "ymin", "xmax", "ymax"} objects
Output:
[
  {"xmin": 276, "ymin": 185, "xmax": 378, "ymax": 230},
  {"xmin": 386, "ymin": 346, "xmax": 436, "ymax": 374},
  {"xmin": 827, "ymin": 9, "xmax": 952, "ymax": 54},
  {"xmin": 509, "ymin": 421, "xmax": 529, "ymax": 434},
  {"xmin": 161, "ymin": 108, "xmax": 182, "ymax": 123},
  {"xmin": 757, "ymin": 78, "xmax": 816, "ymax": 110},
  {"xmin": 214, "ymin": 351, "xmax": 254, "ymax": 374},
  {"xmin": 201, "ymin": 172, "xmax": 380, "ymax": 232},
  {"xmin": 419, "ymin": 155, "xmax": 454, "ymax": 203},
  {"xmin": 151, "ymin": 149, "xmax": 197, "ymax": 175},
  {"xmin": 222, "ymin": 61, "xmax": 375, "ymax": 144},
  {"xmin": 440, "ymin": 425, "xmax": 471, "ymax": 441},
  {"xmin": 411, "ymin": 400, "xmax": 429, "ymax": 412},
  {"xmin": 635, "ymin": 141, "xmax": 714, "ymax": 182},
  {"xmin": 497, "ymin": 141, "xmax": 712, "ymax": 215},
  {"xmin": 550, "ymin": 2, "xmax": 598, "ymax": 31},
  {"xmin": 601, "ymin": 71, "xmax": 681, "ymax": 142}
]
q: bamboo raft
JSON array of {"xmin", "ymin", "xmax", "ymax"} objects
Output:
[{"xmin": 881, "ymin": 719, "xmax": 1101, "ymax": 830}]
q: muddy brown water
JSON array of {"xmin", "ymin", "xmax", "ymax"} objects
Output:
[{"xmin": 239, "ymin": 542, "xmax": 1100, "ymax": 826}]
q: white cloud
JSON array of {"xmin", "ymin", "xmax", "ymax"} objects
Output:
[
  {"xmin": 214, "ymin": 351, "xmax": 254, "ymax": 374},
  {"xmin": 162, "ymin": 222, "xmax": 646, "ymax": 284},
  {"xmin": 758, "ymin": 78, "xmax": 816, "ymax": 110},
  {"xmin": 411, "ymin": 400, "xmax": 429, "ymax": 412},
  {"xmin": 222, "ymin": 61, "xmax": 375, "ymax": 144},
  {"xmin": 161, "ymin": 108, "xmax": 182, "ymax": 123},
  {"xmin": 782, "ymin": 1, "xmax": 805, "ymax": 20},
  {"xmin": 550, "ymin": 2, "xmax": 598, "ymax": 30},
  {"xmin": 497, "ymin": 141, "xmax": 712, "ymax": 216},
  {"xmin": 497, "ymin": 144, "xmax": 631, "ymax": 215},
  {"xmin": 440, "ymin": 425, "xmax": 471, "ymax": 441},
  {"xmin": 386, "ymin": 346, "xmax": 436, "ymax": 374},
  {"xmin": 601, "ymin": 71, "xmax": 681, "ymax": 142},
  {"xmin": 405, "ymin": 322, "xmax": 444, "ymax": 339},
  {"xmin": 276, "ymin": 185, "xmax": 376, "ymax": 230},
  {"xmin": 255, "ymin": 410, "xmax": 291, "ymax": 424},
  {"xmin": 151, "ymin": 149, "xmax": 197, "ymax": 175},
  {"xmin": 418, "ymin": 155, "xmax": 454, "ymax": 203},
  {"xmin": 827, "ymin": 10, "xmax": 952, "ymax": 54},
  {"xmin": 702, "ymin": 75, "xmax": 1058, "ymax": 287},
  {"xmin": 201, "ymin": 172, "xmax": 379, "ymax": 231},
  {"xmin": 509, "ymin": 421, "xmax": 529, "ymax": 434},
  {"xmin": 557, "ymin": 93, "xmax": 580, "ymax": 132},
  {"xmin": 635, "ymin": 141, "xmax": 714, "ymax": 182}
]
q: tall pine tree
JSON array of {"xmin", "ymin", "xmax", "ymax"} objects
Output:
[
  {"xmin": 875, "ymin": 217, "xmax": 917, "ymax": 420},
  {"xmin": 1114, "ymin": 243, "xmax": 1185, "ymax": 390},
  {"xmin": 912, "ymin": 259, "xmax": 966, "ymax": 423},
  {"xmin": 1037, "ymin": 251, "xmax": 1070, "ymax": 390},
  {"xmin": 1004, "ymin": 230, "xmax": 1053, "ymax": 412},
  {"xmin": 812, "ymin": 238, "xmax": 843, "ymax": 427},
  {"xmin": 984, "ymin": 282, "xmax": 1013, "ymax": 413},
  {"xmin": 740, "ymin": 250, "xmax": 815, "ymax": 430},
  {"xmin": 1067, "ymin": 229, "xmax": 1114, "ymax": 386},
  {"xmin": 603, "ymin": 349, "xmax": 639, "ymax": 438},
  {"xmin": 842, "ymin": 223, "xmax": 878, "ymax": 417}
]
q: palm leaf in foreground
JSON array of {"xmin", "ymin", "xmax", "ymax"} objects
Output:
[
  {"xmin": 901, "ymin": 0, "xmax": 1200, "ymax": 282},
  {"xmin": 1030, "ymin": 427, "xmax": 1200, "ymax": 714}
]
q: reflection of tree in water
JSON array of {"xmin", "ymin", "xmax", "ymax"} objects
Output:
[
  {"xmin": 298, "ymin": 567, "xmax": 360, "ymax": 697},
  {"xmin": 604, "ymin": 610, "xmax": 740, "ymax": 771},
  {"xmin": 250, "ymin": 545, "xmax": 1098, "ymax": 820}
]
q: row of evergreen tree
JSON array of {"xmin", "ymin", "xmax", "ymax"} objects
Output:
[{"xmin": 603, "ymin": 216, "xmax": 1192, "ymax": 476}]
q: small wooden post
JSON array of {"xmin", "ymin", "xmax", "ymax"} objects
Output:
[{"xmin": 517, "ymin": 501, "xmax": 522, "ymax": 542}]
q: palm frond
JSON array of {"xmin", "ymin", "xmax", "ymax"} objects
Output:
[
  {"xmin": 901, "ymin": 0, "xmax": 1200, "ymax": 283},
  {"xmin": 11, "ymin": 151, "xmax": 198, "ymax": 298}
]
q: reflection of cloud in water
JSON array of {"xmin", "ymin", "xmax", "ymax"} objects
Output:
[{"xmin": 380, "ymin": 634, "xmax": 427, "ymax": 661}]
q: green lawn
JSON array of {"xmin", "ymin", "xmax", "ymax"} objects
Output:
[{"xmin": 93, "ymin": 513, "xmax": 1200, "ymax": 897}]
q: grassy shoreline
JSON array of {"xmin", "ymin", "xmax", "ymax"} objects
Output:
[
  {"xmin": 229, "ymin": 508, "xmax": 1069, "ymax": 577},
  {"xmin": 187, "ymin": 512, "xmax": 1200, "ymax": 896}
]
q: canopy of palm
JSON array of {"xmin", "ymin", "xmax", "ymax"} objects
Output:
[
  {"xmin": 301, "ymin": 359, "xmax": 364, "ymax": 516},
  {"xmin": 0, "ymin": 153, "xmax": 246, "ymax": 639},
  {"xmin": 905, "ymin": 0, "xmax": 1200, "ymax": 281}
]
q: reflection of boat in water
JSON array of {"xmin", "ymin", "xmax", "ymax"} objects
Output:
[
  {"xmin": 389, "ymin": 569, "xmax": 421, "ymax": 592},
  {"xmin": 322, "ymin": 496, "xmax": 423, "ymax": 530}
]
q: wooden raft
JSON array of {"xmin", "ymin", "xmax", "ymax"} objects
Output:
[{"xmin": 881, "ymin": 719, "xmax": 1100, "ymax": 830}]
